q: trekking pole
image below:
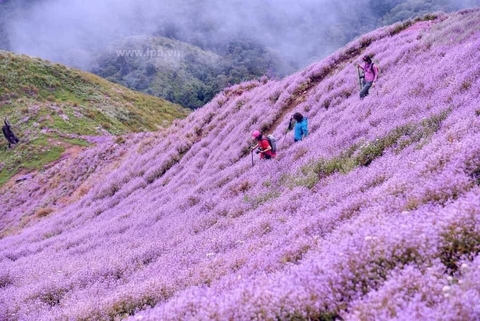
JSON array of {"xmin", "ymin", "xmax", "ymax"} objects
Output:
[
  {"xmin": 356, "ymin": 66, "xmax": 362, "ymax": 90},
  {"xmin": 283, "ymin": 117, "xmax": 293, "ymax": 145},
  {"xmin": 251, "ymin": 149, "xmax": 254, "ymax": 167}
]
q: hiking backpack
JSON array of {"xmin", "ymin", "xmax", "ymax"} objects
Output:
[
  {"xmin": 370, "ymin": 62, "xmax": 380, "ymax": 78},
  {"xmin": 266, "ymin": 134, "xmax": 277, "ymax": 153}
]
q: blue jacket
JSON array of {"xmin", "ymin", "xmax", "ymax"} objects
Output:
[{"xmin": 294, "ymin": 118, "xmax": 308, "ymax": 141}]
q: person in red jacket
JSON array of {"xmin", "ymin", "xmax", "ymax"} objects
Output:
[{"xmin": 251, "ymin": 130, "xmax": 276, "ymax": 159}]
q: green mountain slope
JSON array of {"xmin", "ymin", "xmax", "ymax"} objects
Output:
[
  {"xmin": 0, "ymin": 51, "xmax": 190, "ymax": 185},
  {"xmin": 91, "ymin": 36, "xmax": 285, "ymax": 109}
]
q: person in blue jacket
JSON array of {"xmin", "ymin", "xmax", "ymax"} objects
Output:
[{"xmin": 288, "ymin": 112, "xmax": 308, "ymax": 142}]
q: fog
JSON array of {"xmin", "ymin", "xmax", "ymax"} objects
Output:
[{"xmin": 4, "ymin": 0, "xmax": 478, "ymax": 70}]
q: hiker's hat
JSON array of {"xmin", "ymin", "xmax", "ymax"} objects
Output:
[{"xmin": 252, "ymin": 130, "xmax": 261, "ymax": 139}]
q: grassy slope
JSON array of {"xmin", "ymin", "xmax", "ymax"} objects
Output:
[{"xmin": 0, "ymin": 51, "xmax": 190, "ymax": 185}]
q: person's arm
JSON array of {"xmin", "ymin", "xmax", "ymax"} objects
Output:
[
  {"xmin": 373, "ymin": 65, "xmax": 379, "ymax": 83},
  {"xmin": 259, "ymin": 140, "xmax": 271, "ymax": 153},
  {"xmin": 302, "ymin": 120, "xmax": 308, "ymax": 139},
  {"xmin": 356, "ymin": 63, "xmax": 365, "ymax": 71},
  {"xmin": 261, "ymin": 146, "xmax": 272, "ymax": 153}
]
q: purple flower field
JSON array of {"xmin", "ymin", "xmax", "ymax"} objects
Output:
[{"xmin": 1, "ymin": 9, "xmax": 480, "ymax": 321}]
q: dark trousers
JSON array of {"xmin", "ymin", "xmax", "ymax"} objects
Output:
[{"xmin": 360, "ymin": 80, "xmax": 373, "ymax": 98}]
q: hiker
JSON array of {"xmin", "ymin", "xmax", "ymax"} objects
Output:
[
  {"xmin": 356, "ymin": 55, "xmax": 378, "ymax": 98},
  {"xmin": 2, "ymin": 118, "xmax": 19, "ymax": 149},
  {"xmin": 288, "ymin": 112, "xmax": 308, "ymax": 142},
  {"xmin": 251, "ymin": 130, "xmax": 276, "ymax": 160}
]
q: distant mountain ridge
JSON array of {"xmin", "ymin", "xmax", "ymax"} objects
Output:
[
  {"xmin": 91, "ymin": 36, "xmax": 221, "ymax": 109},
  {"xmin": 91, "ymin": 35, "xmax": 284, "ymax": 109}
]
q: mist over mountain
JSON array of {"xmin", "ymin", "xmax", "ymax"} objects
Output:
[
  {"xmin": 2, "ymin": 0, "xmax": 476, "ymax": 109},
  {"xmin": 2, "ymin": 0, "xmax": 477, "ymax": 71}
]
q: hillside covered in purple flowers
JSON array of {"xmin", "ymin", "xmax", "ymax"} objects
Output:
[{"xmin": 1, "ymin": 9, "xmax": 480, "ymax": 321}]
